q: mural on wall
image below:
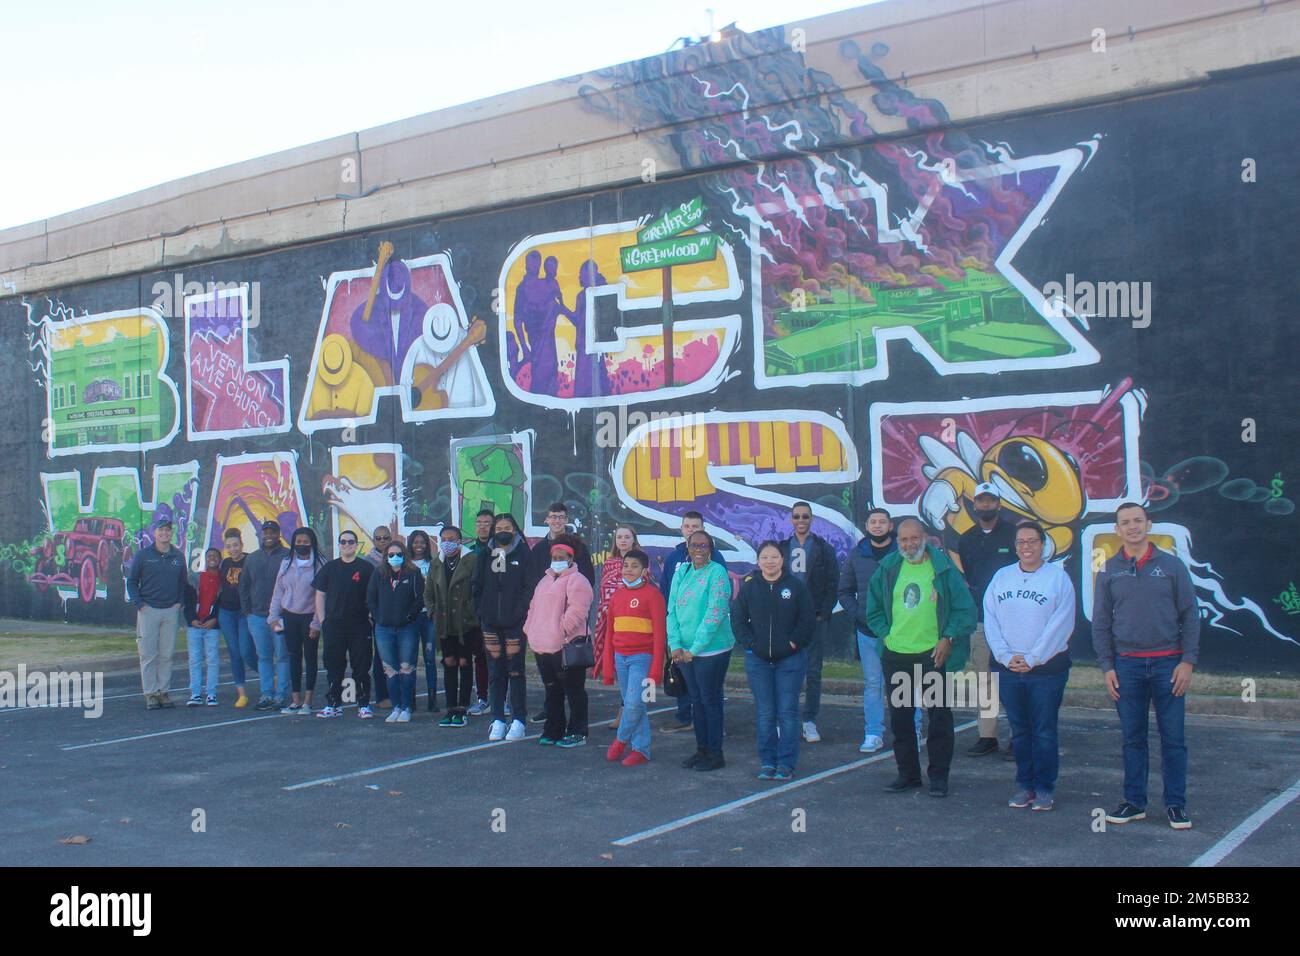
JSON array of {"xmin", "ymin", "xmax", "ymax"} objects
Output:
[
  {"xmin": 499, "ymin": 219, "xmax": 742, "ymax": 409},
  {"xmin": 26, "ymin": 302, "xmax": 181, "ymax": 457},
  {"xmin": 449, "ymin": 432, "xmax": 539, "ymax": 535},
  {"xmin": 32, "ymin": 463, "xmax": 200, "ymax": 603},
  {"xmin": 185, "ymin": 285, "xmax": 290, "ymax": 440},
  {"xmin": 299, "ymin": 242, "xmax": 494, "ymax": 434},
  {"xmin": 202, "ymin": 453, "xmax": 307, "ymax": 553},
  {"xmin": 324, "ymin": 443, "xmax": 440, "ymax": 554},
  {"xmin": 612, "ymin": 411, "xmax": 859, "ymax": 564},
  {"xmin": 870, "ymin": 383, "xmax": 1144, "ymax": 560},
  {"xmin": 1, "ymin": 24, "xmax": 1295, "ymax": 666}
]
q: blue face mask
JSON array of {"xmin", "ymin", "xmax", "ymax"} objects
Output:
[
  {"xmin": 550, "ymin": 560, "xmax": 570, "ymax": 574},
  {"xmin": 622, "ymin": 576, "xmax": 644, "ymax": 588},
  {"xmin": 387, "ymin": 554, "xmax": 404, "ymax": 569},
  {"xmin": 439, "ymin": 540, "xmax": 459, "ymax": 557}
]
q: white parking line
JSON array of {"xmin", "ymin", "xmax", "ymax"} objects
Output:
[
  {"xmin": 612, "ymin": 720, "xmax": 978, "ymax": 847},
  {"xmin": 284, "ymin": 705, "xmax": 678, "ymax": 791},
  {"xmin": 1190, "ymin": 774, "xmax": 1300, "ymax": 867}
]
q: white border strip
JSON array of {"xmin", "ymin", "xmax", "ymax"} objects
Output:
[
  {"xmin": 1190, "ymin": 775, "xmax": 1300, "ymax": 867},
  {"xmin": 612, "ymin": 720, "xmax": 977, "ymax": 847}
]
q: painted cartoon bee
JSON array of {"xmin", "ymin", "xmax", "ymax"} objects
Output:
[{"xmin": 918, "ymin": 429, "xmax": 1085, "ymax": 561}]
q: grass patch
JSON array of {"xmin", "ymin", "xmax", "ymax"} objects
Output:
[{"xmin": 0, "ymin": 628, "xmax": 139, "ymax": 670}]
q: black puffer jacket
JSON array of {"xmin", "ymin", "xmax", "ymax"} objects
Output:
[
  {"xmin": 476, "ymin": 537, "xmax": 531, "ymax": 630},
  {"xmin": 730, "ymin": 571, "xmax": 814, "ymax": 662}
]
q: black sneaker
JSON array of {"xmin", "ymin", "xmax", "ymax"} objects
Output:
[
  {"xmin": 681, "ymin": 749, "xmax": 706, "ymax": 769},
  {"xmin": 530, "ymin": 710, "xmax": 548, "ymax": 724},
  {"xmin": 1167, "ymin": 807, "xmax": 1192, "ymax": 830},
  {"xmin": 966, "ymin": 737, "xmax": 998, "ymax": 757},
  {"xmin": 929, "ymin": 778, "xmax": 949, "ymax": 798},
  {"xmin": 255, "ymin": 697, "xmax": 275, "ymax": 711},
  {"xmin": 1105, "ymin": 802, "xmax": 1146, "ymax": 824},
  {"xmin": 694, "ymin": 752, "xmax": 725, "ymax": 772},
  {"xmin": 884, "ymin": 776, "xmax": 922, "ymax": 793}
]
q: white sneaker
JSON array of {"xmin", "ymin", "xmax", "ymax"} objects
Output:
[
  {"xmin": 296, "ymin": 704, "xmax": 311, "ymax": 716},
  {"xmin": 488, "ymin": 719, "xmax": 507, "ymax": 741},
  {"xmin": 859, "ymin": 734, "xmax": 884, "ymax": 753},
  {"xmin": 395, "ymin": 708, "xmax": 411, "ymax": 723},
  {"xmin": 505, "ymin": 719, "xmax": 526, "ymax": 741},
  {"xmin": 802, "ymin": 720, "xmax": 821, "ymax": 743},
  {"xmin": 468, "ymin": 699, "xmax": 490, "ymax": 716},
  {"xmin": 385, "ymin": 708, "xmax": 401, "ymax": 723}
]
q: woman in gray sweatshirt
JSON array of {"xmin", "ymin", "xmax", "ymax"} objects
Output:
[{"xmin": 268, "ymin": 528, "xmax": 326, "ymax": 715}]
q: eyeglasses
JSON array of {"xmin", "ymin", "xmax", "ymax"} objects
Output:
[
  {"xmin": 1015, "ymin": 540, "xmax": 1042, "ymax": 548},
  {"xmin": 687, "ymin": 541, "xmax": 710, "ymax": 550},
  {"xmin": 339, "ymin": 538, "xmax": 358, "ymax": 546},
  {"xmin": 792, "ymin": 513, "xmax": 812, "ymax": 520}
]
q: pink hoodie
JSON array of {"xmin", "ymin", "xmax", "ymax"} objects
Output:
[{"xmin": 524, "ymin": 565, "xmax": 594, "ymax": 654}]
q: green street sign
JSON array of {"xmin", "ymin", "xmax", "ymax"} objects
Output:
[
  {"xmin": 636, "ymin": 197, "xmax": 706, "ymax": 245},
  {"xmin": 620, "ymin": 232, "xmax": 720, "ymax": 273}
]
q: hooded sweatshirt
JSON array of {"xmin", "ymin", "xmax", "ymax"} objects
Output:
[
  {"xmin": 268, "ymin": 555, "xmax": 325, "ymax": 630},
  {"xmin": 366, "ymin": 564, "xmax": 426, "ymax": 628},
  {"xmin": 523, "ymin": 564, "xmax": 594, "ymax": 654},
  {"xmin": 982, "ymin": 560, "xmax": 1075, "ymax": 673}
]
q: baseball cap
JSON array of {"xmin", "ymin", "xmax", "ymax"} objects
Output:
[
  {"xmin": 154, "ymin": 517, "xmax": 174, "ymax": 528},
  {"xmin": 260, "ymin": 519, "xmax": 280, "ymax": 530},
  {"xmin": 973, "ymin": 482, "xmax": 1001, "ymax": 500}
]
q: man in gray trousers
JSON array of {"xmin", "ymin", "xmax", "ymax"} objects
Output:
[{"xmin": 126, "ymin": 518, "xmax": 188, "ymax": 709}]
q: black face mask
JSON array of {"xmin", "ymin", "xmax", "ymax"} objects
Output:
[
  {"xmin": 494, "ymin": 531, "xmax": 515, "ymax": 546},
  {"xmin": 975, "ymin": 507, "xmax": 1000, "ymax": 523},
  {"xmin": 867, "ymin": 532, "xmax": 891, "ymax": 544},
  {"xmin": 294, "ymin": 544, "xmax": 312, "ymax": 557}
]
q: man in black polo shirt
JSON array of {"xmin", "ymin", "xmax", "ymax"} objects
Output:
[{"xmin": 956, "ymin": 482, "xmax": 1018, "ymax": 756}]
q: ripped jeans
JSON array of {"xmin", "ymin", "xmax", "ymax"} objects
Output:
[
  {"xmin": 483, "ymin": 626, "xmax": 527, "ymax": 723},
  {"xmin": 374, "ymin": 622, "xmax": 420, "ymax": 712}
]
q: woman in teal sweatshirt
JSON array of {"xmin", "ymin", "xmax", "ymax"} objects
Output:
[{"xmin": 667, "ymin": 530, "xmax": 734, "ymax": 772}]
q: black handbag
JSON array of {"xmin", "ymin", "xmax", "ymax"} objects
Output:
[
  {"xmin": 662, "ymin": 657, "xmax": 688, "ymax": 698},
  {"xmin": 562, "ymin": 635, "xmax": 595, "ymax": 670}
]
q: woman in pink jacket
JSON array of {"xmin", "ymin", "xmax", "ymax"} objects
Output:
[{"xmin": 524, "ymin": 536, "xmax": 594, "ymax": 748}]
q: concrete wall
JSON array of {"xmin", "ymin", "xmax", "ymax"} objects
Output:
[{"xmin": 2, "ymin": 0, "xmax": 1298, "ymax": 671}]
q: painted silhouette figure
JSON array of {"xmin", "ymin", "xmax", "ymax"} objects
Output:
[
  {"xmin": 513, "ymin": 251, "xmax": 563, "ymax": 396},
  {"xmin": 350, "ymin": 258, "xmax": 427, "ymax": 386},
  {"xmin": 559, "ymin": 259, "xmax": 611, "ymax": 398}
]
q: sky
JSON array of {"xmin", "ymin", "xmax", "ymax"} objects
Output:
[{"xmin": 0, "ymin": 0, "xmax": 880, "ymax": 231}]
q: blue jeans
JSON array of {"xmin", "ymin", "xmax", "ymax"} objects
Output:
[
  {"xmin": 217, "ymin": 608, "xmax": 254, "ymax": 686},
  {"xmin": 375, "ymin": 622, "xmax": 421, "ymax": 711},
  {"xmin": 858, "ymin": 632, "xmax": 919, "ymax": 738},
  {"xmin": 745, "ymin": 648, "xmax": 807, "ymax": 771},
  {"xmin": 998, "ymin": 664, "xmax": 1069, "ymax": 795},
  {"xmin": 417, "ymin": 610, "xmax": 438, "ymax": 709},
  {"xmin": 1113, "ymin": 654, "xmax": 1187, "ymax": 809},
  {"xmin": 248, "ymin": 614, "xmax": 291, "ymax": 703},
  {"xmin": 187, "ymin": 627, "xmax": 221, "ymax": 697},
  {"xmin": 615, "ymin": 652, "xmax": 653, "ymax": 758},
  {"xmin": 679, "ymin": 650, "xmax": 731, "ymax": 755}
]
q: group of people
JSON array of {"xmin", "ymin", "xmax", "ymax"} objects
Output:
[{"xmin": 126, "ymin": 485, "xmax": 1200, "ymax": 827}]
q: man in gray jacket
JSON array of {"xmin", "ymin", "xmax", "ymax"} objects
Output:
[
  {"xmin": 1093, "ymin": 502, "xmax": 1199, "ymax": 830},
  {"xmin": 837, "ymin": 507, "xmax": 897, "ymax": 752},
  {"xmin": 240, "ymin": 519, "xmax": 291, "ymax": 709}
]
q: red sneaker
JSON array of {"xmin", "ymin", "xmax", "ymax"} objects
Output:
[
  {"xmin": 606, "ymin": 739, "xmax": 627, "ymax": 762},
  {"xmin": 621, "ymin": 750, "xmax": 649, "ymax": 767}
]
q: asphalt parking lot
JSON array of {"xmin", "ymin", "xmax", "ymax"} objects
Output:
[{"xmin": 3, "ymin": 667, "xmax": 1297, "ymax": 867}]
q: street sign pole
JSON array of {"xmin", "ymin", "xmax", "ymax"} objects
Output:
[{"xmin": 661, "ymin": 264, "xmax": 673, "ymax": 388}]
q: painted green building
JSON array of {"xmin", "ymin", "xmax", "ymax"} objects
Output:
[
  {"xmin": 767, "ymin": 270, "xmax": 1071, "ymax": 375},
  {"xmin": 50, "ymin": 327, "xmax": 166, "ymax": 449}
]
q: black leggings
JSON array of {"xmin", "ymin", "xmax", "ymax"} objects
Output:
[
  {"xmin": 536, "ymin": 650, "xmax": 588, "ymax": 739},
  {"xmin": 282, "ymin": 611, "xmax": 318, "ymax": 693}
]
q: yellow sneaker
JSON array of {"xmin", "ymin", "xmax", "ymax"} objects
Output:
[{"xmin": 234, "ymin": 693, "xmax": 249, "ymax": 708}]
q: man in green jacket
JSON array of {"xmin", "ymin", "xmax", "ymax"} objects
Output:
[{"xmin": 867, "ymin": 517, "xmax": 976, "ymax": 797}]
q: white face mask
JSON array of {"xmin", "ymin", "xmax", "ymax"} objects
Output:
[{"xmin": 550, "ymin": 560, "xmax": 570, "ymax": 574}]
